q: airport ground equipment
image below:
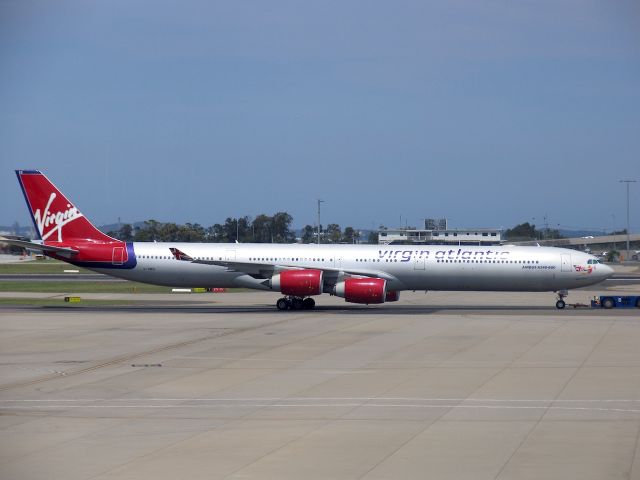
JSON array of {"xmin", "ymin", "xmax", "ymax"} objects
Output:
[{"xmin": 591, "ymin": 295, "xmax": 640, "ymax": 309}]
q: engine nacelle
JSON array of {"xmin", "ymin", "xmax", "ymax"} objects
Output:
[
  {"xmin": 385, "ymin": 290, "xmax": 400, "ymax": 302},
  {"xmin": 271, "ymin": 269, "xmax": 324, "ymax": 296},
  {"xmin": 334, "ymin": 278, "xmax": 387, "ymax": 304}
]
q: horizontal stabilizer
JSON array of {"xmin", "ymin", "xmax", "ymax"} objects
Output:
[{"xmin": 0, "ymin": 236, "xmax": 79, "ymax": 255}]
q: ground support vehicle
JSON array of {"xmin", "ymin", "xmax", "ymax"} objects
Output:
[{"xmin": 591, "ymin": 295, "xmax": 640, "ymax": 309}]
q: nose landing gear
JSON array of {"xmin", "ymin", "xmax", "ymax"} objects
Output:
[
  {"xmin": 276, "ymin": 296, "xmax": 316, "ymax": 311},
  {"xmin": 555, "ymin": 290, "xmax": 568, "ymax": 309}
]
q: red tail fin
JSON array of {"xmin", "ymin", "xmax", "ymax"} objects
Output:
[{"xmin": 16, "ymin": 170, "xmax": 115, "ymax": 243}]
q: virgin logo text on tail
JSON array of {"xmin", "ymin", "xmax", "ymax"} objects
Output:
[{"xmin": 33, "ymin": 192, "xmax": 83, "ymax": 241}]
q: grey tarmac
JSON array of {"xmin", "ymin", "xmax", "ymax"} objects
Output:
[{"xmin": 1, "ymin": 289, "xmax": 639, "ymax": 480}]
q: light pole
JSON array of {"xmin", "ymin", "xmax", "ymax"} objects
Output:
[
  {"xmin": 317, "ymin": 199, "xmax": 324, "ymax": 245},
  {"xmin": 619, "ymin": 180, "xmax": 636, "ymax": 261}
]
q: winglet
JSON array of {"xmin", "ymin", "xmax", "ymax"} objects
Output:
[{"xmin": 169, "ymin": 247, "xmax": 194, "ymax": 261}]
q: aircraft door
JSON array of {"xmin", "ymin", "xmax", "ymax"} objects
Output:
[
  {"xmin": 561, "ymin": 254, "xmax": 571, "ymax": 272},
  {"xmin": 112, "ymin": 246, "xmax": 125, "ymax": 265},
  {"xmin": 225, "ymin": 249, "xmax": 236, "ymax": 261},
  {"xmin": 414, "ymin": 252, "xmax": 425, "ymax": 270}
]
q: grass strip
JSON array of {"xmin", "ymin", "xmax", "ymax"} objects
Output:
[
  {"xmin": 0, "ymin": 298, "xmax": 138, "ymax": 306},
  {"xmin": 0, "ymin": 281, "xmax": 248, "ymax": 294},
  {"xmin": 0, "ymin": 281, "xmax": 172, "ymax": 293},
  {"xmin": 0, "ymin": 260, "xmax": 92, "ymax": 274}
]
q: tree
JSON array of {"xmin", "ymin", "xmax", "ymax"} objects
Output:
[
  {"xmin": 301, "ymin": 225, "xmax": 316, "ymax": 243},
  {"xmin": 326, "ymin": 223, "xmax": 341, "ymax": 243},
  {"xmin": 119, "ymin": 224, "xmax": 134, "ymax": 241},
  {"xmin": 271, "ymin": 212, "xmax": 295, "ymax": 243},
  {"xmin": 342, "ymin": 226, "xmax": 356, "ymax": 244},
  {"xmin": 214, "ymin": 216, "xmax": 253, "ymax": 242},
  {"xmin": 134, "ymin": 220, "xmax": 161, "ymax": 241},
  {"xmin": 504, "ymin": 222, "xmax": 537, "ymax": 240},
  {"xmin": 158, "ymin": 222, "xmax": 180, "ymax": 241},
  {"xmin": 206, "ymin": 223, "xmax": 225, "ymax": 242},
  {"xmin": 107, "ymin": 223, "xmax": 134, "ymax": 241},
  {"xmin": 178, "ymin": 223, "xmax": 205, "ymax": 242},
  {"xmin": 222, "ymin": 217, "xmax": 237, "ymax": 242},
  {"xmin": 237, "ymin": 216, "xmax": 251, "ymax": 242},
  {"xmin": 367, "ymin": 231, "xmax": 379, "ymax": 244},
  {"xmin": 252, "ymin": 214, "xmax": 273, "ymax": 243},
  {"xmin": 128, "ymin": 220, "xmax": 205, "ymax": 242},
  {"xmin": 105, "ymin": 212, "xmax": 296, "ymax": 244}
]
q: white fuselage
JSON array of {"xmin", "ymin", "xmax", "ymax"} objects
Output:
[{"xmin": 87, "ymin": 243, "xmax": 612, "ymax": 293}]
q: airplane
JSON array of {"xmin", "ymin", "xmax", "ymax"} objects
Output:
[{"xmin": 3, "ymin": 170, "xmax": 614, "ymax": 310}]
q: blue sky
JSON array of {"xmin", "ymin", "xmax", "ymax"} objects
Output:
[{"xmin": 1, "ymin": 0, "xmax": 639, "ymax": 233}]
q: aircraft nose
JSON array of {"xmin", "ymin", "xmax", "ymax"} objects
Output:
[{"xmin": 600, "ymin": 264, "xmax": 615, "ymax": 279}]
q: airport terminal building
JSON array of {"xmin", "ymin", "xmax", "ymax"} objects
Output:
[{"xmin": 378, "ymin": 218, "xmax": 502, "ymax": 245}]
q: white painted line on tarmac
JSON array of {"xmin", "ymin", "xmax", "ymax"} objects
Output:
[
  {"xmin": 3, "ymin": 396, "xmax": 640, "ymax": 415},
  {"xmin": 2, "ymin": 397, "xmax": 640, "ymax": 403},
  {"xmin": 3, "ymin": 403, "xmax": 640, "ymax": 414}
]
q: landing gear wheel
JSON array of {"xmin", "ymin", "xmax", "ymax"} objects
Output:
[
  {"xmin": 555, "ymin": 290, "xmax": 568, "ymax": 310},
  {"xmin": 303, "ymin": 298, "xmax": 315, "ymax": 310},
  {"xmin": 602, "ymin": 297, "xmax": 615, "ymax": 309},
  {"xmin": 276, "ymin": 298, "xmax": 290, "ymax": 311},
  {"xmin": 291, "ymin": 298, "xmax": 304, "ymax": 310}
]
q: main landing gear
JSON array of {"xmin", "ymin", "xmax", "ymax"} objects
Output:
[
  {"xmin": 555, "ymin": 290, "xmax": 568, "ymax": 309},
  {"xmin": 276, "ymin": 296, "xmax": 316, "ymax": 311}
]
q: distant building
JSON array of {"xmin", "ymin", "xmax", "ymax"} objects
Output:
[
  {"xmin": 378, "ymin": 220, "xmax": 501, "ymax": 245},
  {"xmin": 424, "ymin": 218, "xmax": 448, "ymax": 231}
]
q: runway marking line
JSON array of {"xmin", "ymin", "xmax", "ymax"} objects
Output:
[
  {"xmin": 3, "ymin": 397, "xmax": 640, "ymax": 415},
  {"xmin": 3, "ymin": 404, "xmax": 640, "ymax": 415},
  {"xmin": 2, "ymin": 397, "xmax": 640, "ymax": 403}
]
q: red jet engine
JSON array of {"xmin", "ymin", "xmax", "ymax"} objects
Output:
[
  {"xmin": 271, "ymin": 269, "xmax": 324, "ymax": 296},
  {"xmin": 334, "ymin": 278, "xmax": 387, "ymax": 304}
]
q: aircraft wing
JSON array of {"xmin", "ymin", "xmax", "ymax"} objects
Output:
[
  {"xmin": 169, "ymin": 247, "xmax": 275, "ymax": 276},
  {"xmin": 0, "ymin": 236, "xmax": 79, "ymax": 255},
  {"xmin": 169, "ymin": 247, "xmax": 396, "ymax": 281}
]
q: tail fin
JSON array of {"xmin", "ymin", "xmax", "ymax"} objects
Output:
[{"xmin": 16, "ymin": 170, "xmax": 115, "ymax": 243}]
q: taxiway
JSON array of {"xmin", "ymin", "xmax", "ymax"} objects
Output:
[{"xmin": 1, "ymin": 289, "xmax": 639, "ymax": 479}]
